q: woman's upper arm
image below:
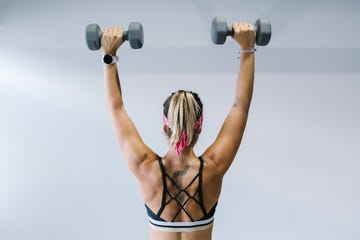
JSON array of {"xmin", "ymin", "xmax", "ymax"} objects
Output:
[
  {"xmin": 109, "ymin": 104, "xmax": 156, "ymax": 178},
  {"xmin": 204, "ymin": 104, "xmax": 249, "ymax": 174}
]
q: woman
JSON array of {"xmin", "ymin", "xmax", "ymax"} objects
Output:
[{"xmin": 101, "ymin": 22, "xmax": 255, "ymax": 240}]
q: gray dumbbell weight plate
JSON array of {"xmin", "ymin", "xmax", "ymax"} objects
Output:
[
  {"xmin": 254, "ymin": 19, "xmax": 271, "ymax": 46},
  {"xmin": 86, "ymin": 24, "xmax": 102, "ymax": 50},
  {"xmin": 211, "ymin": 17, "xmax": 231, "ymax": 45},
  {"xmin": 125, "ymin": 22, "xmax": 144, "ymax": 49}
]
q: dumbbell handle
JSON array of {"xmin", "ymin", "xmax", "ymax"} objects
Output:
[
  {"xmin": 225, "ymin": 23, "xmax": 258, "ymax": 37},
  {"xmin": 226, "ymin": 22, "xmax": 268, "ymax": 46},
  {"xmin": 99, "ymin": 30, "xmax": 128, "ymax": 41},
  {"xmin": 123, "ymin": 30, "xmax": 129, "ymax": 41}
]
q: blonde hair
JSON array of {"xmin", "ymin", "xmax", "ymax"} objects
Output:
[{"xmin": 163, "ymin": 90, "xmax": 203, "ymax": 150}]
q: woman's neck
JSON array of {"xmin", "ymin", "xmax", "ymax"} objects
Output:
[{"xmin": 165, "ymin": 146, "xmax": 196, "ymax": 161}]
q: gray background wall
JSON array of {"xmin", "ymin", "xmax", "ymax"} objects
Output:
[{"xmin": 1, "ymin": 0, "xmax": 359, "ymax": 239}]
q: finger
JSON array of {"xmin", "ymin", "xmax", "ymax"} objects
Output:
[
  {"xmin": 232, "ymin": 22, "xmax": 239, "ymax": 32},
  {"xmin": 103, "ymin": 28, "xmax": 111, "ymax": 36},
  {"xmin": 113, "ymin": 27, "xmax": 120, "ymax": 37},
  {"xmin": 249, "ymin": 24, "xmax": 254, "ymax": 31}
]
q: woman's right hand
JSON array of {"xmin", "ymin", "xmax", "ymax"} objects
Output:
[
  {"xmin": 101, "ymin": 27, "xmax": 124, "ymax": 55},
  {"xmin": 232, "ymin": 22, "xmax": 256, "ymax": 50}
]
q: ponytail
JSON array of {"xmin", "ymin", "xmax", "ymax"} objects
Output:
[{"xmin": 163, "ymin": 90, "xmax": 203, "ymax": 155}]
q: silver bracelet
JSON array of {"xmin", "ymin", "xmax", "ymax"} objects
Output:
[{"xmin": 238, "ymin": 48, "xmax": 256, "ymax": 58}]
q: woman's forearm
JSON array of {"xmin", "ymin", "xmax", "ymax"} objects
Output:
[
  {"xmin": 101, "ymin": 26, "xmax": 124, "ymax": 107},
  {"xmin": 104, "ymin": 63, "xmax": 123, "ymax": 107},
  {"xmin": 234, "ymin": 53, "xmax": 255, "ymax": 112}
]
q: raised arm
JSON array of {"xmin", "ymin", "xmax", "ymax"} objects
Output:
[
  {"xmin": 204, "ymin": 22, "xmax": 256, "ymax": 174},
  {"xmin": 102, "ymin": 27, "xmax": 155, "ymax": 178}
]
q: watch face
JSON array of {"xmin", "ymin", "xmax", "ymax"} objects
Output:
[{"xmin": 103, "ymin": 54, "xmax": 113, "ymax": 64}]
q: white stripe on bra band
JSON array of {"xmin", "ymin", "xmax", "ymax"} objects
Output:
[
  {"xmin": 148, "ymin": 215, "xmax": 214, "ymax": 232},
  {"xmin": 149, "ymin": 222, "xmax": 213, "ymax": 232}
]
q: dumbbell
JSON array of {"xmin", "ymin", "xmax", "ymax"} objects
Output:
[
  {"xmin": 85, "ymin": 22, "xmax": 144, "ymax": 50},
  {"xmin": 211, "ymin": 17, "xmax": 271, "ymax": 46}
]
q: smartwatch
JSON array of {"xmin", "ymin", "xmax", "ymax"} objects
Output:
[{"xmin": 103, "ymin": 54, "xmax": 118, "ymax": 65}]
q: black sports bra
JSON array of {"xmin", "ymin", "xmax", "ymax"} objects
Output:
[{"xmin": 144, "ymin": 157, "xmax": 217, "ymax": 232}]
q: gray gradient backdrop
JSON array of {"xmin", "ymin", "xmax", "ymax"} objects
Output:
[{"xmin": 1, "ymin": 0, "xmax": 359, "ymax": 239}]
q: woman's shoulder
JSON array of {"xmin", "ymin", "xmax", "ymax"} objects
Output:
[
  {"xmin": 136, "ymin": 153, "xmax": 161, "ymax": 181},
  {"xmin": 199, "ymin": 153, "xmax": 226, "ymax": 177}
]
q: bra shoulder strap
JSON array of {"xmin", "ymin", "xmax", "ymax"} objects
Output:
[
  {"xmin": 197, "ymin": 156, "xmax": 207, "ymax": 215},
  {"xmin": 156, "ymin": 157, "xmax": 167, "ymax": 217}
]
